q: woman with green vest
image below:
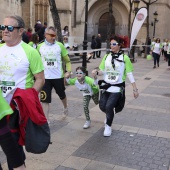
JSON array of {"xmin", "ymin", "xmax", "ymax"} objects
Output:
[
  {"xmin": 65, "ymin": 66, "xmax": 99, "ymax": 129},
  {"xmin": 92, "ymin": 35, "xmax": 139, "ymax": 137}
]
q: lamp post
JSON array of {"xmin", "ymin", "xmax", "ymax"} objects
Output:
[
  {"xmin": 133, "ymin": 0, "xmax": 140, "ymax": 15},
  {"xmin": 131, "ymin": 0, "xmax": 140, "ymax": 62},
  {"xmin": 82, "ymin": 0, "xmax": 88, "ymax": 75},
  {"xmin": 153, "ymin": 11, "xmax": 158, "ymax": 38}
]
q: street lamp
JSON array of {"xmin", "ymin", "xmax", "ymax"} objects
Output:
[
  {"xmin": 133, "ymin": 0, "xmax": 140, "ymax": 15},
  {"xmin": 82, "ymin": 0, "xmax": 88, "ymax": 75},
  {"xmin": 153, "ymin": 11, "xmax": 158, "ymax": 38}
]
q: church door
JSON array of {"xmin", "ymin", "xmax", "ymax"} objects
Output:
[{"xmin": 98, "ymin": 12, "xmax": 115, "ymax": 42}]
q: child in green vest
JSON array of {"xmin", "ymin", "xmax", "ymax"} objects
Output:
[{"xmin": 65, "ymin": 66, "xmax": 99, "ymax": 129}]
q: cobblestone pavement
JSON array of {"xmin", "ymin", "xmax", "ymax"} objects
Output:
[{"xmin": 1, "ymin": 53, "xmax": 170, "ymax": 170}]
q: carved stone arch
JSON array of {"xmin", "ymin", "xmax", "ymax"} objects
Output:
[
  {"xmin": 44, "ymin": 0, "xmax": 49, "ymax": 5},
  {"xmin": 119, "ymin": 0, "xmax": 130, "ymax": 12},
  {"xmin": 39, "ymin": 0, "xmax": 43, "ymax": 5},
  {"xmin": 35, "ymin": 0, "xmax": 40, "ymax": 4}
]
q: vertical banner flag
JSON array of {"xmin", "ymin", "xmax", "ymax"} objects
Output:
[{"xmin": 130, "ymin": 7, "xmax": 147, "ymax": 50}]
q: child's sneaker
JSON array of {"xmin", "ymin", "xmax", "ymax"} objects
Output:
[
  {"xmin": 63, "ymin": 107, "xmax": 68, "ymax": 118},
  {"xmin": 83, "ymin": 120, "xmax": 91, "ymax": 129}
]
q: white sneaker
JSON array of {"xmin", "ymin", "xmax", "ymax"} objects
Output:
[
  {"xmin": 83, "ymin": 120, "xmax": 91, "ymax": 129},
  {"xmin": 63, "ymin": 108, "xmax": 68, "ymax": 118},
  {"xmin": 104, "ymin": 118, "xmax": 106, "ymax": 127},
  {"xmin": 103, "ymin": 124, "xmax": 112, "ymax": 137}
]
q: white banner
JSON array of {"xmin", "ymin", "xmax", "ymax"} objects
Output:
[{"xmin": 130, "ymin": 7, "xmax": 147, "ymax": 50}]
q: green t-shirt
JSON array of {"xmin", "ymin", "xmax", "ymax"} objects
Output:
[{"xmin": 0, "ymin": 89, "xmax": 13, "ymax": 120}]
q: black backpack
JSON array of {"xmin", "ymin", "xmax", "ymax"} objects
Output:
[{"xmin": 25, "ymin": 118, "xmax": 51, "ymax": 154}]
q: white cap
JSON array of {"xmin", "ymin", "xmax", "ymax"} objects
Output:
[{"xmin": 37, "ymin": 21, "xmax": 41, "ymax": 24}]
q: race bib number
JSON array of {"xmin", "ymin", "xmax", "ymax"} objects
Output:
[
  {"xmin": 0, "ymin": 81, "xmax": 15, "ymax": 97},
  {"xmin": 106, "ymin": 71, "xmax": 120, "ymax": 82},
  {"xmin": 80, "ymin": 89, "xmax": 90, "ymax": 94},
  {"xmin": 44, "ymin": 58, "xmax": 57, "ymax": 69}
]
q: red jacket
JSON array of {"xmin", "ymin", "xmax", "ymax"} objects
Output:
[{"xmin": 10, "ymin": 88, "xmax": 47, "ymax": 145}]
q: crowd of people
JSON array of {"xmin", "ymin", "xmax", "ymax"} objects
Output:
[
  {"xmin": 150, "ymin": 37, "xmax": 170, "ymax": 69},
  {"xmin": 1, "ymin": 14, "xmax": 169, "ymax": 170}
]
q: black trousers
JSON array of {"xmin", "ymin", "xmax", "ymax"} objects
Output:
[
  {"xmin": 96, "ymin": 50, "xmax": 101, "ymax": 58},
  {"xmin": 0, "ymin": 116, "xmax": 24, "ymax": 169}
]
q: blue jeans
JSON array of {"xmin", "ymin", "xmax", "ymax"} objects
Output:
[
  {"xmin": 152, "ymin": 52, "xmax": 160, "ymax": 66},
  {"xmin": 99, "ymin": 91, "xmax": 121, "ymax": 126}
]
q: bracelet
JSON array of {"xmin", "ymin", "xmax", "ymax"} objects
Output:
[{"xmin": 133, "ymin": 89, "xmax": 138, "ymax": 92}]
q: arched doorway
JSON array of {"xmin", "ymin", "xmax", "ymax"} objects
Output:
[{"xmin": 98, "ymin": 12, "xmax": 115, "ymax": 42}]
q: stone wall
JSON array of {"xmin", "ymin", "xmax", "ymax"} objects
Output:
[
  {"xmin": 0, "ymin": 0, "xmax": 169, "ymax": 43},
  {"xmin": 0, "ymin": 0, "xmax": 22, "ymax": 24}
]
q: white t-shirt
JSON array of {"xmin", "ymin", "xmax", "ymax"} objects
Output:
[
  {"xmin": 66, "ymin": 76, "xmax": 99, "ymax": 96},
  {"xmin": 99, "ymin": 53, "xmax": 133, "ymax": 93},
  {"xmin": 37, "ymin": 41, "xmax": 68, "ymax": 79},
  {"xmin": 163, "ymin": 42, "xmax": 168, "ymax": 51},
  {"xmin": 0, "ymin": 41, "xmax": 44, "ymax": 103},
  {"xmin": 167, "ymin": 43, "xmax": 170, "ymax": 54},
  {"xmin": 153, "ymin": 43, "xmax": 161, "ymax": 54},
  {"xmin": 62, "ymin": 30, "xmax": 69, "ymax": 37},
  {"xmin": 103, "ymin": 54, "xmax": 125, "ymax": 92}
]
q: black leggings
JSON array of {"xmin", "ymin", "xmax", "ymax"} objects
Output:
[
  {"xmin": 0, "ymin": 117, "xmax": 24, "ymax": 169},
  {"xmin": 99, "ymin": 91, "xmax": 121, "ymax": 126},
  {"xmin": 167, "ymin": 54, "xmax": 170, "ymax": 66}
]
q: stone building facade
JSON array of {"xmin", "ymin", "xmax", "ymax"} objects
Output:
[{"xmin": 0, "ymin": 0, "xmax": 169, "ymax": 45}]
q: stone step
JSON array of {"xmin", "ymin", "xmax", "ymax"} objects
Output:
[{"xmin": 69, "ymin": 54, "xmax": 81, "ymax": 61}]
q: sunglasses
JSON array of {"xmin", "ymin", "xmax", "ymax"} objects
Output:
[
  {"xmin": 0, "ymin": 25, "xmax": 20, "ymax": 32},
  {"xmin": 46, "ymin": 33, "xmax": 56, "ymax": 37},
  {"xmin": 75, "ymin": 72, "xmax": 84, "ymax": 75},
  {"xmin": 110, "ymin": 42, "xmax": 118, "ymax": 46}
]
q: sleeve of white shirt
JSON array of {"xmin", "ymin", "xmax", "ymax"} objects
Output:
[{"xmin": 127, "ymin": 72, "xmax": 135, "ymax": 83}]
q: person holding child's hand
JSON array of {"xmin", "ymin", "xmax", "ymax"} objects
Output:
[{"xmin": 92, "ymin": 35, "xmax": 139, "ymax": 137}]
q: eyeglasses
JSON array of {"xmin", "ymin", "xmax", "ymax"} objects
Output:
[
  {"xmin": 75, "ymin": 72, "xmax": 84, "ymax": 75},
  {"xmin": 0, "ymin": 25, "xmax": 20, "ymax": 32},
  {"xmin": 110, "ymin": 42, "xmax": 118, "ymax": 46},
  {"xmin": 46, "ymin": 33, "xmax": 56, "ymax": 37}
]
